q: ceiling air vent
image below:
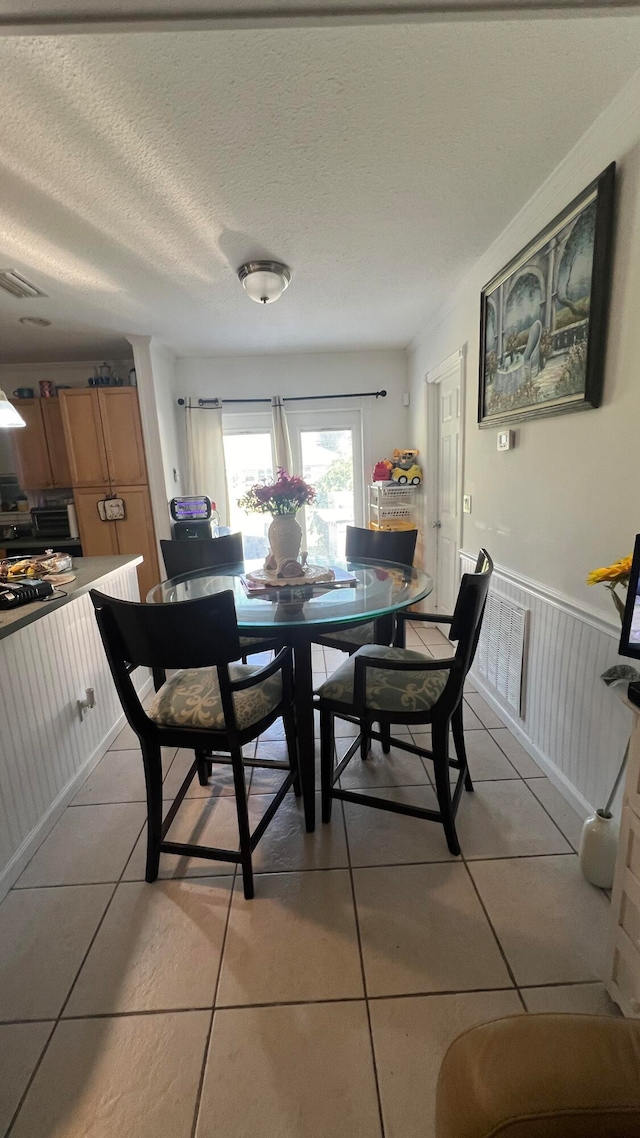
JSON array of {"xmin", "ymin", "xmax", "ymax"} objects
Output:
[{"xmin": 0, "ymin": 271, "xmax": 47, "ymax": 299}]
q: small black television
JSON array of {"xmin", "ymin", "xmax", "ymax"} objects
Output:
[{"xmin": 619, "ymin": 533, "xmax": 640, "ymax": 707}]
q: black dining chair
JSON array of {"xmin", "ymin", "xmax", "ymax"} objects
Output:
[
  {"xmin": 316, "ymin": 551, "xmax": 492, "ymax": 856},
  {"xmin": 394, "ymin": 548, "xmax": 491, "ymax": 764},
  {"xmin": 91, "ymin": 588, "xmax": 299, "ymax": 899},
  {"xmin": 160, "ymin": 532, "xmax": 244, "ymax": 579},
  {"xmin": 160, "ymin": 532, "xmax": 277, "ymax": 662},
  {"xmin": 313, "ymin": 525, "xmax": 418, "ymax": 655}
]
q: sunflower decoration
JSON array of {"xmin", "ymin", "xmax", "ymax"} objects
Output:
[{"xmin": 587, "ymin": 555, "xmax": 633, "ymax": 620}]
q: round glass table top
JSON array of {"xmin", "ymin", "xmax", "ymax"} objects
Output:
[{"xmin": 147, "ymin": 559, "xmax": 433, "ymax": 630}]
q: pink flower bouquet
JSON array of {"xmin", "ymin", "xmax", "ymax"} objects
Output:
[{"xmin": 238, "ymin": 468, "xmax": 316, "ymax": 516}]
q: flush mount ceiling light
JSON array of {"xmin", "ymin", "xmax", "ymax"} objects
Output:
[
  {"xmin": 237, "ymin": 261, "xmax": 291, "ymax": 305},
  {"xmin": 19, "ymin": 316, "xmax": 52, "ymax": 327},
  {"xmin": 0, "ymin": 390, "xmax": 26, "ymax": 429}
]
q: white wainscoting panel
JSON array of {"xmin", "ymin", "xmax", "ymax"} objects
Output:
[
  {"xmin": 0, "ymin": 564, "xmax": 148, "ymax": 898},
  {"xmin": 461, "ymin": 551, "xmax": 634, "ymax": 817}
]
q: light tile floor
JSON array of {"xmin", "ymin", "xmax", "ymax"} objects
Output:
[{"xmin": 0, "ymin": 624, "xmax": 619, "ymax": 1138}]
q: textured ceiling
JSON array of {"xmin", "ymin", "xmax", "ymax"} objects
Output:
[{"xmin": 1, "ymin": 18, "xmax": 640, "ymax": 361}]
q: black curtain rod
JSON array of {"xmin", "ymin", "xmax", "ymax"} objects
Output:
[{"xmin": 176, "ymin": 390, "xmax": 387, "ymax": 407}]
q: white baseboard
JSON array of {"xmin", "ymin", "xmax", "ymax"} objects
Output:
[
  {"xmin": 0, "ymin": 675, "xmax": 152, "ymax": 902},
  {"xmin": 468, "ymin": 669, "xmax": 592, "ymax": 820}
]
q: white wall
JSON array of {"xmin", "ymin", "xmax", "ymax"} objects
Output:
[
  {"xmin": 0, "ymin": 358, "xmax": 133, "ymax": 393},
  {"xmin": 409, "ymin": 70, "xmax": 640, "ymax": 813},
  {"xmin": 148, "ymin": 340, "xmax": 183, "ymax": 501},
  {"xmin": 410, "ymin": 70, "xmax": 640, "ymax": 622},
  {"xmin": 175, "ymin": 348, "xmax": 411, "ymax": 483}
]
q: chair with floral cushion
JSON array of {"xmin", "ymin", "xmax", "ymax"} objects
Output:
[
  {"xmin": 316, "ymin": 552, "xmax": 492, "ymax": 855},
  {"xmin": 91, "ymin": 587, "xmax": 298, "ymax": 899},
  {"xmin": 394, "ymin": 548, "xmax": 491, "ymax": 771}
]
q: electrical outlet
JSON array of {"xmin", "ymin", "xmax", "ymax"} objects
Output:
[{"xmin": 463, "ymin": 494, "xmax": 472, "ymax": 514}]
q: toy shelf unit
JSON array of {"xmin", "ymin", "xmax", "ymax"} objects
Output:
[{"xmin": 368, "ymin": 483, "xmax": 419, "ymax": 532}]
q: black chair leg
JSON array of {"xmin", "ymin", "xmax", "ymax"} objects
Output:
[
  {"xmin": 320, "ymin": 707, "xmax": 335, "ymax": 823},
  {"xmin": 196, "ymin": 749, "xmax": 210, "ymax": 787},
  {"xmin": 380, "ymin": 721, "xmax": 391, "ymax": 754},
  {"xmin": 452, "ymin": 703, "xmax": 473, "ymax": 792},
  {"xmin": 230, "ymin": 745, "xmax": 254, "ymax": 899},
  {"xmin": 431, "ymin": 718, "xmax": 461, "ymax": 857},
  {"xmin": 141, "ymin": 741, "xmax": 163, "ymax": 882},
  {"xmin": 360, "ymin": 718, "xmax": 370, "ymax": 760},
  {"xmin": 283, "ymin": 705, "xmax": 301, "ymax": 797},
  {"xmin": 151, "ymin": 667, "xmax": 166, "ymax": 692}
]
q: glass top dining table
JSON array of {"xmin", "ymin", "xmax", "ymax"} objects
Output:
[{"xmin": 148, "ymin": 558, "xmax": 433, "ymax": 831}]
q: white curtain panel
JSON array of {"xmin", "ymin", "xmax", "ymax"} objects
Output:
[
  {"xmin": 185, "ymin": 399, "xmax": 230, "ymax": 526},
  {"xmin": 271, "ymin": 395, "xmax": 293, "ymax": 473}
]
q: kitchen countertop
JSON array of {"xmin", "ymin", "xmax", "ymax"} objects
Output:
[{"xmin": 0, "ymin": 555, "xmax": 142, "ymax": 641}]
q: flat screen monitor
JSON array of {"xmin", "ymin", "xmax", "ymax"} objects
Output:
[{"xmin": 619, "ymin": 534, "xmax": 640, "ymax": 660}]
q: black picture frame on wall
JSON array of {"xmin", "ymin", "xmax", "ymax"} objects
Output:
[{"xmin": 478, "ymin": 162, "xmax": 616, "ymax": 427}]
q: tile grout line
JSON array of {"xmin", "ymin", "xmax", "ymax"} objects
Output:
[
  {"xmin": 0, "ymin": 977, "xmax": 610, "ymax": 1029},
  {"xmin": 190, "ymin": 862, "xmax": 237, "ymax": 1138},
  {"xmin": 5, "ymin": 807, "xmax": 149, "ymax": 1137},
  {"xmin": 340, "ymin": 786, "xmax": 387, "ymax": 1138},
  {"xmin": 460, "ymin": 853, "xmax": 527, "ymax": 1013},
  {"xmin": 524, "ymin": 778, "xmax": 580, "ymax": 854}
]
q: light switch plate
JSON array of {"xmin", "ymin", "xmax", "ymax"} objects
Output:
[
  {"xmin": 497, "ymin": 429, "xmax": 515, "ymax": 451},
  {"xmin": 463, "ymin": 494, "xmax": 472, "ymax": 514}
]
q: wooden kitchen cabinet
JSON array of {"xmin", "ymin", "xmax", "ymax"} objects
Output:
[
  {"xmin": 61, "ymin": 387, "xmax": 159, "ymax": 597},
  {"xmin": 73, "ymin": 489, "xmax": 120, "ymax": 557},
  {"xmin": 59, "ymin": 389, "xmax": 110, "ymax": 487},
  {"xmin": 73, "ymin": 485, "xmax": 160, "ymax": 598},
  {"xmin": 112, "ymin": 485, "xmax": 160, "ymax": 599},
  {"xmin": 99, "ymin": 389, "xmax": 148, "ymax": 486},
  {"xmin": 10, "ymin": 397, "xmax": 72, "ymax": 490},
  {"xmin": 10, "ymin": 399, "xmax": 52, "ymax": 489},
  {"xmin": 41, "ymin": 399, "xmax": 72, "ymax": 487}
]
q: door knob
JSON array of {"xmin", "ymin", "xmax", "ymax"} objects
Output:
[{"xmin": 431, "ymin": 521, "xmax": 442, "ymax": 529}]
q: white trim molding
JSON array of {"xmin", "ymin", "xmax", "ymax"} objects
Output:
[
  {"xmin": 461, "ymin": 550, "xmax": 633, "ymax": 819},
  {"xmin": 424, "ymin": 346, "xmax": 466, "ymax": 612},
  {"xmin": 425, "ymin": 344, "xmax": 466, "ymax": 386},
  {"xmin": 126, "ymin": 334, "xmax": 172, "ymax": 546}
]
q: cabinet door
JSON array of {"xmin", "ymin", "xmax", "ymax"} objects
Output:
[
  {"xmin": 114, "ymin": 485, "xmax": 160, "ymax": 600},
  {"xmin": 73, "ymin": 488, "xmax": 119, "ymax": 557},
  {"xmin": 41, "ymin": 399, "xmax": 72, "ymax": 488},
  {"xmin": 59, "ymin": 390, "xmax": 110, "ymax": 487},
  {"xmin": 99, "ymin": 390, "xmax": 147, "ymax": 485},
  {"xmin": 10, "ymin": 399, "xmax": 53, "ymax": 489}
]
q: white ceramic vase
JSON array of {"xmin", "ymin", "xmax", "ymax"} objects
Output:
[
  {"xmin": 579, "ymin": 809, "xmax": 619, "ymax": 889},
  {"xmin": 267, "ymin": 513, "xmax": 303, "ymax": 575}
]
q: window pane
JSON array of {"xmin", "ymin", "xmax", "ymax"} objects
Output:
[
  {"xmin": 301, "ymin": 429, "xmax": 354, "ymax": 562},
  {"xmin": 223, "ymin": 432, "xmax": 273, "ymax": 559}
]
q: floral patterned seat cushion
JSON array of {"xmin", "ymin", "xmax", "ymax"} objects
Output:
[
  {"xmin": 316, "ymin": 644, "xmax": 449, "ymax": 714},
  {"xmin": 239, "ymin": 636, "xmax": 274, "ymax": 651},
  {"xmin": 322, "ymin": 622, "xmax": 375, "ymax": 647},
  {"xmin": 147, "ymin": 664, "xmax": 282, "ymax": 732}
]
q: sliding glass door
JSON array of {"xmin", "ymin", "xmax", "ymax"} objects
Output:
[
  {"xmin": 288, "ymin": 409, "xmax": 364, "ymax": 563},
  {"xmin": 222, "ymin": 406, "xmax": 364, "ymax": 564},
  {"xmin": 222, "ymin": 427, "xmax": 274, "ymax": 558}
]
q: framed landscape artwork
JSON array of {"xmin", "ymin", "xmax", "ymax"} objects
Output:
[{"xmin": 478, "ymin": 162, "xmax": 616, "ymax": 427}]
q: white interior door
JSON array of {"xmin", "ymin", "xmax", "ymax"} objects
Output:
[{"xmin": 426, "ymin": 350, "xmax": 465, "ymax": 615}]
